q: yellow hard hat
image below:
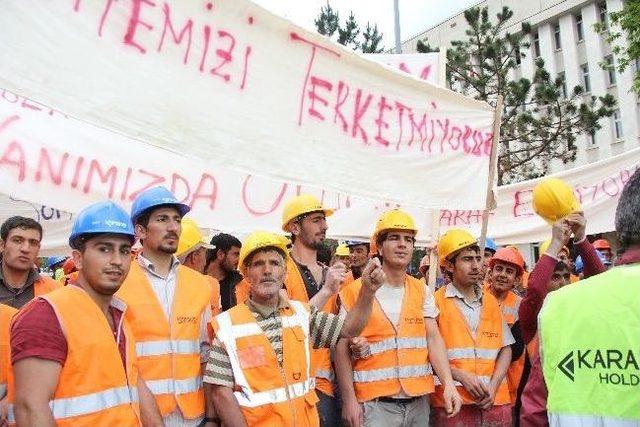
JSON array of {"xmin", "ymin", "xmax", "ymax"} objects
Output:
[
  {"xmin": 238, "ymin": 231, "xmax": 289, "ymax": 274},
  {"xmin": 437, "ymin": 229, "xmax": 478, "ymax": 264},
  {"xmin": 538, "ymin": 239, "xmax": 569, "ymax": 258},
  {"xmin": 281, "ymin": 194, "xmax": 334, "ymax": 232},
  {"xmin": 532, "ymin": 178, "xmax": 580, "ymax": 224},
  {"xmin": 373, "ymin": 209, "xmax": 418, "ymax": 242},
  {"xmin": 176, "ymin": 218, "xmax": 214, "ymax": 257},
  {"xmin": 335, "ymin": 244, "xmax": 350, "ymax": 257}
]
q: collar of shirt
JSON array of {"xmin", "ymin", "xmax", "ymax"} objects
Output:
[
  {"xmin": 445, "ymin": 283, "xmax": 483, "ymax": 305},
  {"xmin": 246, "ymin": 294, "xmax": 290, "ymax": 318},
  {"xmin": 0, "ymin": 264, "xmax": 41, "ymax": 294},
  {"xmin": 137, "ymin": 253, "xmax": 180, "ymax": 279},
  {"xmin": 615, "ymin": 246, "xmax": 640, "ymax": 266}
]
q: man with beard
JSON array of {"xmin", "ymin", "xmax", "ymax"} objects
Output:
[
  {"xmin": 0, "ymin": 217, "xmax": 59, "ymax": 309},
  {"xmin": 117, "ymin": 186, "xmax": 215, "ymax": 427},
  {"xmin": 345, "ymin": 240, "xmax": 370, "ymax": 285},
  {"xmin": 9, "ymin": 201, "xmax": 162, "ymax": 426},
  {"xmin": 205, "ymin": 233, "xmax": 242, "ymax": 312},
  {"xmin": 433, "ymin": 229, "xmax": 514, "ymax": 426}
]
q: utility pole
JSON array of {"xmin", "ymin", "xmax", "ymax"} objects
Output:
[{"xmin": 393, "ymin": 0, "xmax": 402, "ymax": 53}]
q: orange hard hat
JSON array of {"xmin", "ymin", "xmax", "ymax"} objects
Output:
[
  {"xmin": 593, "ymin": 239, "xmax": 611, "ymax": 250},
  {"xmin": 489, "ymin": 247, "xmax": 525, "ymax": 275},
  {"xmin": 62, "ymin": 258, "xmax": 77, "ymax": 275},
  {"xmin": 505, "ymin": 245, "xmax": 525, "ymax": 267}
]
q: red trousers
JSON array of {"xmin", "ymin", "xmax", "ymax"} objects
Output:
[{"xmin": 433, "ymin": 404, "xmax": 512, "ymax": 427}]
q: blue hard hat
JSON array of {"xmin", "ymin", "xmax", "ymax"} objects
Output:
[
  {"xmin": 69, "ymin": 201, "xmax": 135, "ymax": 249},
  {"xmin": 130, "ymin": 186, "xmax": 190, "ymax": 224},
  {"xmin": 48, "ymin": 256, "xmax": 67, "ymax": 269},
  {"xmin": 574, "ymin": 255, "xmax": 584, "ymax": 274},
  {"xmin": 485, "ymin": 238, "xmax": 497, "ymax": 253},
  {"xmin": 596, "ymin": 250, "xmax": 612, "ymax": 266}
]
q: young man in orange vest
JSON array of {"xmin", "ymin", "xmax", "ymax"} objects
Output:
[
  {"xmin": 337, "ymin": 209, "xmax": 462, "ymax": 427},
  {"xmin": 117, "ymin": 186, "xmax": 215, "ymax": 427},
  {"xmin": 9, "ymin": 201, "xmax": 162, "ymax": 426},
  {"xmin": 485, "ymin": 247, "xmax": 526, "ymax": 418},
  {"xmin": 205, "ymin": 231, "xmax": 384, "ymax": 426},
  {"xmin": 176, "ymin": 218, "xmax": 221, "ymax": 316},
  {"xmin": 0, "ymin": 217, "xmax": 59, "ymax": 309},
  {"xmin": 434, "ymin": 229, "xmax": 514, "ymax": 426}
]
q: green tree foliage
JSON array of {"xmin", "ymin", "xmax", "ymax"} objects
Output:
[
  {"xmin": 314, "ymin": 2, "xmax": 384, "ymax": 53},
  {"xmin": 596, "ymin": 0, "xmax": 640, "ymax": 93},
  {"xmin": 418, "ymin": 7, "xmax": 616, "ymax": 184}
]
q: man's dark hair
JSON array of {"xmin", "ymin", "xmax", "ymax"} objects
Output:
[
  {"xmin": 1, "ymin": 216, "xmax": 42, "ymax": 241},
  {"xmin": 134, "ymin": 204, "xmax": 183, "ymax": 228},
  {"xmin": 206, "ymin": 233, "xmax": 242, "ymax": 269},
  {"xmin": 448, "ymin": 244, "xmax": 480, "ymax": 265},
  {"xmin": 554, "ymin": 260, "xmax": 570, "ymax": 273},
  {"xmin": 615, "ymin": 168, "xmax": 640, "ymax": 251}
]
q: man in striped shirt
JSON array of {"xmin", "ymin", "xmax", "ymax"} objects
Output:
[{"xmin": 204, "ymin": 231, "xmax": 384, "ymax": 426}]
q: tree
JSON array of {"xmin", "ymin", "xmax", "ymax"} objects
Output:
[
  {"xmin": 314, "ymin": 2, "xmax": 384, "ymax": 53},
  {"xmin": 418, "ymin": 7, "xmax": 616, "ymax": 184},
  {"xmin": 596, "ymin": 1, "xmax": 640, "ymax": 93}
]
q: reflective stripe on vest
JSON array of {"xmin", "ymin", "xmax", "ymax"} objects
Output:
[
  {"xmin": 234, "ymin": 379, "xmax": 314, "ymax": 408},
  {"xmin": 215, "ymin": 300, "xmax": 312, "ymax": 408},
  {"xmin": 549, "ymin": 413, "xmax": 640, "ymax": 427},
  {"xmin": 353, "ymin": 364, "xmax": 432, "ymax": 383},
  {"xmin": 146, "ymin": 377, "xmax": 203, "ymax": 396},
  {"xmin": 433, "ymin": 375, "xmax": 491, "ymax": 387},
  {"xmin": 315, "ymin": 369, "xmax": 335, "ymax": 382},
  {"xmin": 501, "ymin": 305, "xmax": 518, "ymax": 320},
  {"xmin": 7, "ymin": 386, "xmax": 138, "ymax": 424},
  {"xmin": 135, "ymin": 339, "xmax": 200, "ymax": 357},
  {"xmin": 369, "ymin": 337, "xmax": 428, "ymax": 356},
  {"xmin": 447, "ymin": 347, "xmax": 500, "ymax": 360}
]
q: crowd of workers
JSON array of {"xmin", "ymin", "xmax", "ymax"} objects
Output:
[{"xmin": 0, "ymin": 169, "xmax": 638, "ymax": 427}]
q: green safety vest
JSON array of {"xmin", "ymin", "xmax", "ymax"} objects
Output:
[{"xmin": 540, "ymin": 264, "xmax": 640, "ymax": 426}]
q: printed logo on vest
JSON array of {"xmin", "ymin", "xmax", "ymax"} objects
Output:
[
  {"xmin": 404, "ymin": 317, "xmax": 424, "ymax": 325},
  {"xmin": 558, "ymin": 349, "xmax": 639, "ymax": 386},
  {"xmin": 177, "ymin": 316, "xmax": 197, "ymax": 324}
]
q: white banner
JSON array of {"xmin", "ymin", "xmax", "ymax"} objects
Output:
[
  {"xmin": 0, "ymin": 89, "xmax": 637, "ymax": 254},
  {"xmin": 365, "ymin": 53, "xmax": 446, "ymax": 86},
  {"xmin": 0, "ymin": 0, "xmax": 494, "ymax": 210}
]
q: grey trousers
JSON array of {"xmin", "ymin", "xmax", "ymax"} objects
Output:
[{"xmin": 363, "ymin": 395, "xmax": 430, "ymax": 427}]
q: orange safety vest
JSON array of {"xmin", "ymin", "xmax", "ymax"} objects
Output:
[
  {"xmin": 206, "ymin": 276, "xmax": 221, "ymax": 316},
  {"xmin": 432, "ymin": 285, "xmax": 511, "ymax": 407},
  {"xmin": 343, "ymin": 271, "xmax": 356, "ymax": 287},
  {"xmin": 0, "ymin": 304, "xmax": 17, "ymax": 400},
  {"xmin": 117, "ymin": 262, "xmax": 211, "ymax": 419},
  {"xmin": 236, "ymin": 258, "xmax": 338, "ymax": 396},
  {"xmin": 340, "ymin": 276, "xmax": 434, "ymax": 402},
  {"xmin": 8, "ymin": 286, "xmax": 140, "ymax": 426},
  {"xmin": 34, "ymin": 275, "xmax": 60, "ymax": 296},
  {"xmin": 212, "ymin": 301, "xmax": 319, "ymax": 427},
  {"xmin": 492, "ymin": 289, "xmax": 525, "ymax": 406}
]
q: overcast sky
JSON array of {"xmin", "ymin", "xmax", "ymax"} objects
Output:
[{"xmin": 252, "ymin": 0, "xmax": 481, "ymax": 49}]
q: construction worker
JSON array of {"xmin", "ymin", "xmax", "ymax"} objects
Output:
[
  {"xmin": 519, "ymin": 212, "xmax": 606, "ymax": 425},
  {"xmin": 0, "ymin": 303, "xmax": 17, "ymax": 426},
  {"xmin": 433, "ymin": 229, "xmax": 514, "ymax": 426},
  {"xmin": 337, "ymin": 209, "xmax": 462, "ymax": 427},
  {"xmin": 60, "ymin": 258, "xmax": 78, "ymax": 286},
  {"xmin": 0, "ymin": 216, "xmax": 59, "ymax": 309},
  {"xmin": 117, "ymin": 186, "xmax": 215, "ymax": 427},
  {"xmin": 485, "ymin": 248, "xmax": 526, "ymax": 418},
  {"xmin": 48, "ymin": 256, "xmax": 67, "ymax": 281},
  {"xmin": 333, "ymin": 243, "xmax": 351, "ymax": 268},
  {"xmin": 482, "ymin": 238, "xmax": 497, "ymax": 279},
  {"xmin": 538, "ymin": 168, "xmax": 640, "ymax": 425},
  {"xmin": 8, "ymin": 201, "xmax": 162, "ymax": 426},
  {"xmin": 205, "ymin": 231, "xmax": 385, "ymax": 426},
  {"xmin": 593, "ymin": 238, "xmax": 613, "ymax": 263},
  {"xmin": 205, "ymin": 233, "xmax": 242, "ymax": 311},
  {"xmin": 345, "ymin": 239, "xmax": 370, "ymax": 284},
  {"xmin": 177, "ymin": 218, "xmax": 220, "ymax": 315}
]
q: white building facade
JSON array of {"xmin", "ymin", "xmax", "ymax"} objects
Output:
[{"xmin": 402, "ymin": 0, "xmax": 639, "ymax": 173}]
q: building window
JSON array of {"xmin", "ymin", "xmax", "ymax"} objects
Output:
[
  {"xmin": 605, "ymin": 55, "xmax": 616, "ymax": 86},
  {"xmin": 588, "ymin": 132, "xmax": 597, "ymax": 148},
  {"xmin": 554, "ymin": 23, "xmax": 562, "ymax": 50},
  {"xmin": 575, "ymin": 13, "xmax": 584, "ymax": 41},
  {"xmin": 599, "ymin": 1, "xmax": 608, "ymax": 29},
  {"xmin": 581, "ymin": 63, "xmax": 591, "ymax": 92},
  {"xmin": 558, "ymin": 72, "xmax": 567, "ymax": 98},
  {"xmin": 533, "ymin": 31, "xmax": 541, "ymax": 57},
  {"xmin": 613, "ymin": 109, "xmax": 623, "ymax": 139}
]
